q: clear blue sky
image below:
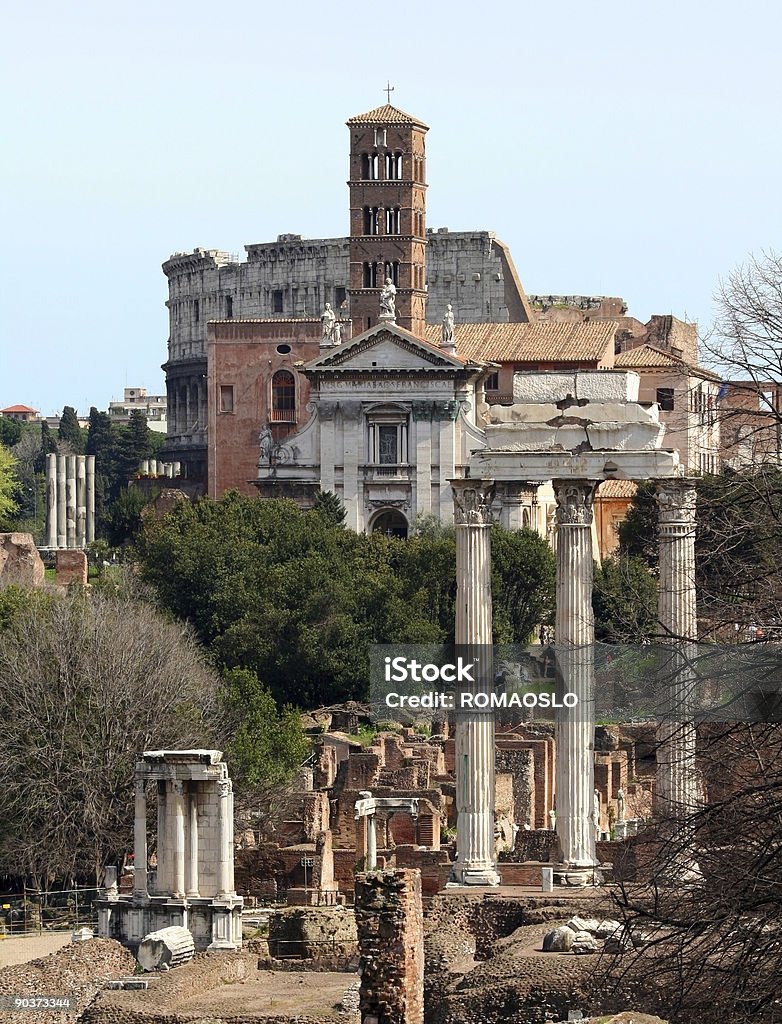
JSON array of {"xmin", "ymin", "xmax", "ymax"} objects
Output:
[{"xmin": 3, "ymin": 0, "xmax": 780, "ymax": 415}]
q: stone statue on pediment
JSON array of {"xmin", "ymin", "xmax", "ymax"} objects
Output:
[
  {"xmin": 321, "ymin": 303, "xmax": 336, "ymax": 343},
  {"xmin": 379, "ymin": 278, "xmax": 396, "ymax": 320},
  {"xmin": 441, "ymin": 303, "xmax": 455, "ymax": 347}
]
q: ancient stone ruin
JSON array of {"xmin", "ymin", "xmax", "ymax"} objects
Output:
[{"xmin": 96, "ymin": 749, "xmax": 243, "ymax": 952}]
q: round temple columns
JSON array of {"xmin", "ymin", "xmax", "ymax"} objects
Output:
[
  {"xmin": 133, "ymin": 780, "xmax": 148, "ymax": 899},
  {"xmin": 655, "ymin": 478, "xmax": 700, "ymax": 820},
  {"xmin": 450, "ymin": 479, "xmax": 500, "ymax": 886},
  {"xmin": 553, "ymin": 480, "xmax": 599, "ymax": 874}
]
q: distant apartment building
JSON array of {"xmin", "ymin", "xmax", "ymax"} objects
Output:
[{"xmin": 108, "ymin": 387, "xmax": 167, "ymax": 433}]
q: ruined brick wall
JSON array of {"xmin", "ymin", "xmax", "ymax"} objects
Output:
[
  {"xmin": 54, "ymin": 549, "xmax": 88, "ymax": 585},
  {"xmin": 355, "ymin": 869, "xmax": 424, "ymax": 1024},
  {"xmin": 494, "ymin": 747, "xmax": 534, "ymax": 830}
]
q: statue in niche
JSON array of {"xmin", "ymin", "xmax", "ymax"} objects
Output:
[
  {"xmin": 380, "ymin": 278, "xmax": 396, "ymax": 318},
  {"xmin": 441, "ymin": 303, "xmax": 455, "ymax": 346}
]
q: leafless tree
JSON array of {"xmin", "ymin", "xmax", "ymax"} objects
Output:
[
  {"xmin": 590, "ymin": 720, "xmax": 782, "ymax": 1023},
  {"xmin": 0, "ymin": 585, "xmax": 219, "ymax": 886}
]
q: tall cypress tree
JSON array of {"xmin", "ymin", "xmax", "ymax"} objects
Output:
[
  {"xmin": 58, "ymin": 406, "xmax": 85, "ymax": 454},
  {"xmin": 33, "ymin": 421, "xmax": 58, "ymax": 474}
]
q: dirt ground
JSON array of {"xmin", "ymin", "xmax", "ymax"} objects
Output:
[
  {"xmin": 0, "ymin": 933, "xmax": 72, "ymax": 969},
  {"xmin": 172, "ymin": 970, "xmax": 355, "ymax": 1018}
]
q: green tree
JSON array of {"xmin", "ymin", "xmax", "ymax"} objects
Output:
[
  {"xmin": 0, "ymin": 417, "xmax": 22, "ymax": 447},
  {"xmin": 593, "ymin": 555, "xmax": 658, "ymax": 642},
  {"xmin": 104, "ymin": 486, "xmax": 150, "ymax": 547},
  {"xmin": 33, "ymin": 420, "xmax": 58, "ymax": 474},
  {"xmin": 218, "ymin": 667, "xmax": 309, "ymax": 789},
  {"xmin": 58, "ymin": 405, "xmax": 85, "ymax": 453},
  {"xmin": 491, "ymin": 526, "xmax": 556, "ymax": 642},
  {"xmin": 311, "ymin": 490, "xmax": 347, "ymax": 527},
  {"xmin": 136, "ymin": 492, "xmax": 557, "ymax": 707},
  {"xmin": 112, "ymin": 410, "xmax": 154, "ymax": 487},
  {"xmin": 0, "ymin": 443, "xmax": 19, "ymax": 529}
]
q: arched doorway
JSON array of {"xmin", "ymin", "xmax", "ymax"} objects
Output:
[{"xmin": 370, "ymin": 508, "xmax": 408, "ymax": 539}]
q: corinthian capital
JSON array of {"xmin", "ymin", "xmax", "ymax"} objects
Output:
[
  {"xmin": 451, "ymin": 479, "xmax": 495, "ymax": 526},
  {"xmin": 656, "ymin": 478, "xmax": 696, "ymax": 526},
  {"xmin": 554, "ymin": 480, "xmax": 595, "ymax": 526}
]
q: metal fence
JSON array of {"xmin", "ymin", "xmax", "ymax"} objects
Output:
[{"xmin": 0, "ymin": 887, "xmax": 99, "ymax": 938}]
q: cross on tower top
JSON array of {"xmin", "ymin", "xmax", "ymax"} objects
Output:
[{"xmin": 384, "ymin": 81, "xmax": 394, "ymax": 103}]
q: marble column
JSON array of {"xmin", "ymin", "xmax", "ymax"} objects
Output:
[
  {"xmin": 171, "ymin": 780, "xmax": 186, "ymax": 898},
  {"xmin": 553, "ymin": 480, "xmax": 598, "ymax": 873},
  {"xmin": 45, "ymin": 454, "xmax": 57, "ymax": 548},
  {"xmin": 655, "ymin": 478, "xmax": 699, "ymax": 819},
  {"xmin": 186, "ymin": 785, "xmax": 200, "ymax": 898},
  {"xmin": 85, "ymin": 456, "xmax": 95, "ymax": 544},
  {"xmin": 66, "ymin": 456, "xmax": 77, "ymax": 548},
  {"xmin": 133, "ymin": 780, "xmax": 148, "ymax": 898},
  {"xmin": 156, "ymin": 780, "xmax": 168, "ymax": 894},
  {"xmin": 76, "ymin": 456, "xmax": 86, "ymax": 549},
  {"xmin": 56, "ymin": 455, "xmax": 66, "ymax": 548},
  {"xmin": 216, "ymin": 778, "xmax": 234, "ymax": 897},
  {"xmin": 450, "ymin": 479, "xmax": 501, "ymax": 885},
  {"xmin": 366, "ymin": 813, "xmax": 377, "ymax": 871}
]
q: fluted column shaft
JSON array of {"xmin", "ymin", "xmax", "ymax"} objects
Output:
[
  {"xmin": 156, "ymin": 780, "xmax": 168, "ymax": 893},
  {"xmin": 65, "ymin": 456, "xmax": 77, "ymax": 549},
  {"xmin": 56, "ymin": 455, "xmax": 66, "ymax": 548},
  {"xmin": 451, "ymin": 479, "xmax": 500, "ymax": 885},
  {"xmin": 85, "ymin": 456, "xmax": 95, "ymax": 544},
  {"xmin": 554, "ymin": 480, "xmax": 598, "ymax": 869},
  {"xmin": 76, "ymin": 456, "xmax": 86, "ymax": 549},
  {"xmin": 656, "ymin": 478, "xmax": 699, "ymax": 818},
  {"xmin": 45, "ymin": 454, "xmax": 57, "ymax": 548}
]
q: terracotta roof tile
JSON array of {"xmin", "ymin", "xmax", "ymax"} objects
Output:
[
  {"xmin": 596, "ymin": 479, "xmax": 638, "ymax": 499},
  {"xmin": 423, "ymin": 321, "xmax": 616, "ymax": 364},
  {"xmin": 615, "ymin": 344, "xmax": 680, "ymax": 368},
  {"xmin": 615, "ymin": 344, "xmax": 722, "ymax": 381},
  {"xmin": 1, "ymin": 404, "xmax": 38, "ymax": 414},
  {"xmin": 346, "ymin": 104, "xmax": 429, "ymax": 129}
]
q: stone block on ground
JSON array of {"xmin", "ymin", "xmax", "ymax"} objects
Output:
[
  {"xmin": 542, "ymin": 925, "xmax": 576, "ymax": 952},
  {"xmin": 0, "ymin": 533, "xmax": 44, "ymax": 587},
  {"xmin": 570, "ymin": 929, "xmax": 598, "ymax": 954},
  {"xmin": 566, "ymin": 915, "xmax": 601, "ymax": 934}
]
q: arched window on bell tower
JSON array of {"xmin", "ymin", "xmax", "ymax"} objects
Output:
[
  {"xmin": 363, "ymin": 262, "xmax": 378, "ymax": 288},
  {"xmin": 363, "ymin": 206, "xmax": 379, "ymax": 235},
  {"xmin": 384, "ymin": 261, "xmax": 399, "ymax": 286},
  {"xmin": 385, "ymin": 152, "xmax": 403, "ymax": 180},
  {"xmin": 385, "ymin": 207, "xmax": 401, "ymax": 234},
  {"xmin": 361, "ymin": 152, "xmax": 379, "ymax": 180}
]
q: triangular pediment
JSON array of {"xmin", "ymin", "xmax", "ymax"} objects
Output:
[{"xmin": 305, "ymin": 322, "xmax": 469, "ymax": 374}]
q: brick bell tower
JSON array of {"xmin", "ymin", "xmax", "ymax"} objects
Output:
[{"xmin": 346, "ymin": 101, "xmax": 429, "ymax": 336}]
